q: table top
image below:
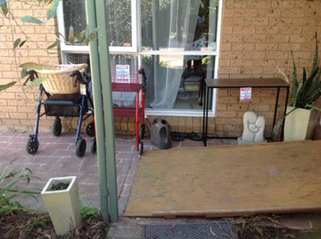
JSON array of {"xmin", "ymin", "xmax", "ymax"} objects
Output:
[{"xmin": 205, "ymin": 78, "xmax": 290, "ymax": 88}]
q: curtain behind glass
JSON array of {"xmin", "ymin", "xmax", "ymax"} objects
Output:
[
  {"xmin": 110, "ymin": 55, "xmax": 138, "ymax": 107},
  {"xmin": 142, "ymin": 0, "xmax": 200, "ymax": 51},
  {"xmin": 142, "ymin": 0, "xmax": 201, "ymax": 109}
]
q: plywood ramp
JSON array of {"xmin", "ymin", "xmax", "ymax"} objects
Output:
[{"xmin": 125, "ymin": 141, "xmax": 321, "ymax": 218}]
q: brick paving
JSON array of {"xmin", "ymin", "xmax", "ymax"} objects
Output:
[
  {"xmin": 0, "ymin": 130, "xmax": 231, "ymax": 213},
  {"xmin": 0, "ymin": 130, "xmax": 141, "ymax": 212}
]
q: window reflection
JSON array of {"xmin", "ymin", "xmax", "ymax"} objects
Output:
[
  {"xmin": 63, "ymin": 0, "xmax": 132, "ymax": 47},
  {"xmin": 141, "ymin": 0, "xmax": 219, "ymax": 52},
  {"xmin": 142, "ymin": 55, "xmax": 215, "ymax": 110}
]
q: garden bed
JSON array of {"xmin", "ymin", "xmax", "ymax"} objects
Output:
[{"xmin": 0, "ymin": 210, "xmax": 108, "ymax": 239}]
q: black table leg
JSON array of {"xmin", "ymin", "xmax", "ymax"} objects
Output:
[
  {"xmin": 272, "ymin": 87, "xmax": 280, "ymax": 136},
  {"xmin": 202, "ymin": 85, "xmax": 206, "ymax": 146},
  {"xmin": 281, "ymin": 87, "xmax": 290, "ymax": 141}
]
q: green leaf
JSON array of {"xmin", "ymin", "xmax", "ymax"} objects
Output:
[
  {"xmin": 0, "ymin": 0, "xmax": 8, "ymax": 16},
  {"xmin": 290, "ymin": 50, "xmax": 298, "ymax": 106},
  {"xmin": 276, "ymin": 65, "xmax": 289, "ymax": 83},
  {"xmin": 21, "ymin": 16, "xmax": 43, "ymax": 25},
  {"xmin": 13, "ymin": 38, "xmax": 21, "ymax": 50},
  {"xmin": 79, "ymin": 29, "xmax": 86, "ymax": 43},
  {"xmin": 0, "ymin": 168, "xmax": 38, "ymax": 213},
  {"xmin": 21, "ymin": 68, "xmax": 28, "ymax": 78},
  {"xmin": 18, "ymin": 62, "xmax": 43, "ymax": 70},
  {"xmin": 272, "ymin": 107, "xmax": 297, "ymax": 141},
  {"xmin": 25, "ymin": 77, "xmax": 47, "ymax": 89},
  {"xmin": 57, "ymin": 32, "xmax": 66, "ymax": 42},
  {"xmin": 272, "ymin": 118, "xmax": 284, "ymax": 142},
  {"xmin": 90, "ymin": 32, "xmax": 98, "ymax": 41},
  {"xmin": 311, "ymin": 32, "xmax": 319, "ymax": 76},
  {"xmin": 47, "ymin": 0, "xmax": 59, "ymax": 20},
  {"xmin": 47, "ymin": 40, "xmax": 60, "ymax": 49},
  {"xmin": 68, "ymin": 26, "xmax": 74, "ymax": 45},
  {"xmin": 19, "ymin": 40, "xmax": 27, "ymax": 47},
  {"xmin": 302, "ymin": 68, "xmax": 307, "ymax": 83},
  {"xmin": 0, "ymin": 82, "xmax": 16, "ymax": 92}
]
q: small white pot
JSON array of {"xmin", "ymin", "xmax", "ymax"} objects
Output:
[
  {"xmin": 284, "ymin": 106, "xmax": 318, "ymax": 141},
  {"xmin": 41, "ymin": 176, "xmax": 81, "ymax": 236}
]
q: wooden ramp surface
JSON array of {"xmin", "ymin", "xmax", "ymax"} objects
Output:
[{"xmin": 125, "ymin": 141, "xmax": 321, "ymax": 218}]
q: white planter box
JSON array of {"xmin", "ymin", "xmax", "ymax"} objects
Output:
[
  {"xmin": 41, "ymin": 176, "xmax": 81, "ymax": 236},
  {"xmin": 284, "ymin": 106, "xmax": 318, "ymax": 141}
]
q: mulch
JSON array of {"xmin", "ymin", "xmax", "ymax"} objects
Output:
[
  {"xmin": 0, "ymin": 210, "xmax": 109, "ymax": 239},
  {"xmin": 233, "ymin": 215, "xmax": 321, "ymax": 239}
]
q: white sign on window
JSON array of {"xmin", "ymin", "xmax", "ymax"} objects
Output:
[
  {"xmin": 240, "ymin": 87, "xmax": 252, "ymax": 102},
  {"xmin": 116, "ymin": 65, "xmax": 130, "ymax": 83}
]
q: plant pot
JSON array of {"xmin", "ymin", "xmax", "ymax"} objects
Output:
[
  {"xmin": 41, "ymin": 176, "xmax": 81, "ymax": 236},
  {"xmin": 284, "ymin": 106, "xmax": 318, "ymax": 141}
]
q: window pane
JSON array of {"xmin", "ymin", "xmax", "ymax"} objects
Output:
[
  {"xmin": 65, "ymin": 54, "xmax": 138, "ymax": 80},
  {"xmin": 63, "ymin": 0, "xmax": 132, "ymax": 47},
  {"xmin": 63, "ymin": 0, "xmax": 87, "ymax": 45},
  {"xmin": 106, "ymin": 0, "xmax": 132, "ymax": 47},
  {"xmin": 142, "ymin": 54, "xmax": 215, "ymax": 110},
  {"xmin": 66, "ymin": 53, "xmax": 89, "ymax": 64},
  {"xmin": 141, "ymin": 0, "xmax": 219, "ymax": 52}
]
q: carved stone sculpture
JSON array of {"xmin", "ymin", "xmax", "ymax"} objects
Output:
[{"xmin": 237, "ymin": 111, "xmax": 267, "ymax": 145}]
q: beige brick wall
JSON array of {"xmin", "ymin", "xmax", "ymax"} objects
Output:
[
  {"xmin": 0, "ymin": 1, "xmax": 60, "ymax": 132},
  {"xmin": 216, "ymin": 0, "xmax": 321, "ymax": 138},
  {"xmin": 1, "ymin": 0, "xmax": 321, "ymax": 140}
]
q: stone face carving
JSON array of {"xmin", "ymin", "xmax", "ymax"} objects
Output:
[{"xmin": 237, "ymin": 111, "xmax": 267, "ymax": 144}]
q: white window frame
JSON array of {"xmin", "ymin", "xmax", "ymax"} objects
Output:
[
  {"xmin": 57, "ymin": 0, "xmax": 223, "ymax": 118},
  {"xmin": 57, "ymin": 1, "xmax": 138, "ymax": 54}
]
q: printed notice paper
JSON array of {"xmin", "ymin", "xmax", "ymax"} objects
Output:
[
  {"xmin": 116, "ymin": 65, "xmax": 130, "ymax": 83},
  {"xmin": 240, "ymin": 87, "xmax": 252, "ymax": 102}
]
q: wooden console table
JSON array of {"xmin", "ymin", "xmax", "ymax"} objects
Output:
[{"xmin": 202, "ymin": 78, "xmax": 290, "ymax": 146}]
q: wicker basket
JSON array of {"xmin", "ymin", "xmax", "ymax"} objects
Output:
[{"xmin": 38, "ymin": 64, "xmax": 87, "ymax": 94}]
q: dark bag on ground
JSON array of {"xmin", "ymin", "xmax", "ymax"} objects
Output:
[{"xmin": 150, "ymin": 118, "xmax": 172, "ymax": 149}]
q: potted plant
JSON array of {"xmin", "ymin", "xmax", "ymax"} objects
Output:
[
  {"xmin": 274, "ymin": 33, "xmax": 321, "ymax": 141},
  {"xmin": 41, "ymin": 176, "xmax": 81, "ymax": 236}
]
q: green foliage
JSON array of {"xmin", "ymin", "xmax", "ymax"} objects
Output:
[
  {"xmin": 25, "ymin": 77, "xmax": 47, "ymax": 90},
  {"xmin": 0, "ymin": 0, "xmax": 8, "ymax": 16},
  {"xmin": 65, "ymin": 25, "xmax": 99, "ymax": 46},
  {"xmin": 13, "ymin": 38, "xmax": 27, "ymax": 50},
  {"xmin": 47, "ymin": 0, "xmax": 60, "ymax": 20},
  {"xmin": 272, "ymin": 33, "xmax": 321, "ymax": 141},
  {"xmin": 30, "ymin": 213, "xmax": 52, "ymax": 229},
  {"xmin": 47, "ymin": 39, "xmax": 60, "ymax": 49},
  {"xmin": 21, "ymin": 16, "xmax": 44, "ymax": 25},
  {"xmin": 80, "ymin": 205, "xmax": 99, "ymax": 219},
  {"xmin": 288, "ymin": 33, "xmax": 321, "ymax": 110},
  {"xmin": 0, "ymin": 168, "xmax": 40, "ymax": 213},
  {"xmin": 13, "ymin": 38, "xmax": 21, "ymax": 50},
  {"xmin": 19, "ymin": 62, "xmax": 43, "ymax": 71},
  {"xmin": 0, "ymin": 81, "xmax": 16, "ymax": 92}
]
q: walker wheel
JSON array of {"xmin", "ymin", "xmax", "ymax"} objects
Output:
[
  {"xmin": 85, "ymin": 122, "xmax": 95, "ymax": 137},
  {"xmin": 26, "ymin": 135, "xmax": 39, "ymax": 155},
  {"xmin": 76, "ymin": 138, "xmax": 86, "ymax": 157},
  {"xmin": 139, "ymin": 124, "xmax": 145, "ymax": 140},
  {"xmin": 52, "ymin": 118, "xmax": 62, "ymax": 136},
  {"xmin": 139, "ymin": 141, "xmax": 143, "ymax": 156},
  {"xmin": 91, "ymin": 139, "xmax": 97, "ymax": 154}
]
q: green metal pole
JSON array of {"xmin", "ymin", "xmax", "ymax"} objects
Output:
[
  {"xmin": 95, "ymin": 0, "xmax": 119, "ymax": 222},
  {"xmin": 85, "ymin": 0, "xmax": 110, "ymax": 223}
]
